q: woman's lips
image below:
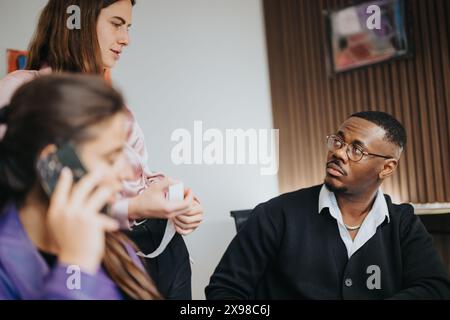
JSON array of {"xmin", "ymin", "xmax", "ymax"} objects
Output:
[{"xmin": 111, "ymin": 49, "xmax": 121, "ymax": 60}]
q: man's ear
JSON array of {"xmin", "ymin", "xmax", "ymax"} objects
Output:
[
  {"xmin": 379, "ymin": 158, "xmax": 398, "ymax": 180},
  {"xmin": 38, "ymin": 144, "xmax": 57, "ymax": 160}
]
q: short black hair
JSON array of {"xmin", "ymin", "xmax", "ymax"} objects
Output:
[{"xmin": 350, "ymin": 111, "xmax": 407, "ymax": 149}]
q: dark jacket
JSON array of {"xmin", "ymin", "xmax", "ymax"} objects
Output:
[
  {"xmin": 206, "ymin": 185, "xmax": 450, "ymax": 299},
  {"xmin": 125, "ymin": 219, "xmax": 192, "ymax": 299}
]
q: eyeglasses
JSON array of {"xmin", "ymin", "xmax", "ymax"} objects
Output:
[{"xmin": 326, "ymin": 135, "xmax": 393, "ymax": 162}]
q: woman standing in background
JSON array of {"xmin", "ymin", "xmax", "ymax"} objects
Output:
[{"xmin": 0, "ymin": 0, "xmax": 203, "ymax": 299}]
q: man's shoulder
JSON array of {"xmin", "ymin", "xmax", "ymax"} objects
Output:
[
  {"xmin": 383, "ymin": 193, "xmax": 415, "ymax": 217},
  {"xmin": 258, "ymin": 184, "xmax": 322, "ymax": 213},
  {"xmin": 383, "ymin": 193, "xmax": 418, "ymax": 231}
]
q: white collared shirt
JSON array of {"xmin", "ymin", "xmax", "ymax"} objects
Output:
[{"xmin": 318, "ymin": 185, "xmax": 390, "ymax": 259}]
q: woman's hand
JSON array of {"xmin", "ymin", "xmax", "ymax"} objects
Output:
[
  {"xmin": 128, "ymin": 177, "xmax": 194, "ymax": 220},
  {"xmin": 47, "ymin": 168, "xmax": 120, "ymax": 274},
  {"xmin": 173, "ymin": 196, "xmax": 204, "ymax": 236}
]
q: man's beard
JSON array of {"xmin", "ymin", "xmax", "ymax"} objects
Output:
[{"xmin": 324, "ymin": 179, "xmax": 348, "ymax": 194}]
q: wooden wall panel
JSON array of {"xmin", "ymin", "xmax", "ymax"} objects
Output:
[{"xmin": 264, "ymin": 0, "xmax": 450, "ymax": 204}]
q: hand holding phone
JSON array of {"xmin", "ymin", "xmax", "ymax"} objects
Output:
[
  {"xmin": 46, "ymin": 167, "xmax": 119, "ymax": 274},
  {"xmin": 37, "ymin": 143, "xmax": 87, "ymax": 196},
  {"xmin": 36, "ymin": 143, "xmax": 113, "ymax": 216}
]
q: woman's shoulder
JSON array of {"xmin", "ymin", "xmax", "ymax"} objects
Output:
[
  {"xmin": 1, "ymin": 70, "xmax": 40, "ymax": 88},
  {"xmin": 0, "ymin": 68, "xmax": 51, "ymax": 108},
  {"xmin": 0, "ymin": 70, "xmax": 37, "ymax": 108}
]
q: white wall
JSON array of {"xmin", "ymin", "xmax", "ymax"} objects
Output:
[
  {"xmin": 0, "ymin": 0, "xmax": 47, "ymax": 77},
  {"xmin": 0, "ymin": 0, "xmax": 279, "ymax": 299}
]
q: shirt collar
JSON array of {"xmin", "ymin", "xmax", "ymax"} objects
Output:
[{"xmin": 318, "ymin": 184, "xmax": 390, "ymax": 224}]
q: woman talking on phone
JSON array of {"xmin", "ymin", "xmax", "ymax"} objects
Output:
[
  {"xmin": 0, "ymin": 74, "xmax": 168, "ymax": 299},
  {"xmin": 0, "ymin": 0, "xmax": 203, "ymax": 299}
]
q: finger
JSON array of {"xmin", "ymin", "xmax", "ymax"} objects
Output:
[
  {"xmin": 48, "ymin": 168, "xmax": 73, "ymax": 216},
  {"xmin": 96, "ymin": 214, "xmax": 120, "ymax": 233},
  {"xmin": 169, "ymin": 188, "xmax": 194, "ymax": 209},
  {"xmin": 154, "ymin": 177, "xmax": 171, "ymax": 190},
  {"xmin": 86, "ymin": 187, "xmax": 115, "ymax": 214},
  {"xmin": 163, "ymin": 190, "xmax": 194, "ymax": 216},
  {"xmin": 165, "ymin": 203, "xmax": 195, "ymax": 218},
  {"xmin": 174, "ymin": 211, "xmax": 203, "ymax": 224},
  {"xmin": 70, "ymin": 169, "xmax": 106, "ymax": 208},
  {"xmin": 168, "ymin": 177, "xmax": 180, "ymax": 185},
  {"xmin": 165, "ymin": 206, "xmax": 192, "ymax": 219},
  {"xmin": 173, "ymin": 218, "xmax": 201, "ymax": 230},
  {"xmin": 177, "ymin": 203, "xmax": 203, "ymax": 217},
  {"xmin": 174, "ymin": 224, "xmax": 195, "ymax": 236},
  {"xmin": 184, "ymin": 188, "xmax": 194, "ymax": 202},
  {"xmin": 193, "ymin": 196, "xmax": 201, "ymax": 204},
  {"xmin": 157, "ymin": 188, "xmax": 195, "ymax": 218}
]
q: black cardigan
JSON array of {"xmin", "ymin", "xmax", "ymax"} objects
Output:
[
  {"xmin": 206, "ymin": 185, "xmax": 450, "ymax": 299},
  {"xmin": 125, "ymin": 219, "xmax": 192, "ymax": 299}
]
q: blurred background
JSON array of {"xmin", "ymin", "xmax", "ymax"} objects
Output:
[{"xmin": 1, "ymin": 0, "xmax": 449, "ymax": 299}]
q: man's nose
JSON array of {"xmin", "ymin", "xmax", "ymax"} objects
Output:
[{"xmin": 332, "ymin": 145, "xmax": 349, "ymax": 164}]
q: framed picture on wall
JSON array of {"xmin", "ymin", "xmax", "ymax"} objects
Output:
[
  {"xmin": 324, "ymin": 0, "xmax": 411, "ymax": 75},
  {"xmin": 7, "ymin": 49, "xmax": 28, "ymax": 73}
]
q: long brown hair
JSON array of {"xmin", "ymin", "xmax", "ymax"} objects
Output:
[
  {"xmin": 0, "ymin": 74, "xmax": 161, "ymax": 300},
  {"xmin": 26, "ymin": 0, "xmax": 136, "ymax": 74}
]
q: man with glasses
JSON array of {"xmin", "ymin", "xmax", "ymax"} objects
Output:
[{"xmin": 206, "ymin": 111, "xmax": 450, "ymax": 299}]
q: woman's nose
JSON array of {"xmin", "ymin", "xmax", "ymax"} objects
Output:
[{"xmin": 118, "ymin": 29, "xmax": 130, "ymax": 47}]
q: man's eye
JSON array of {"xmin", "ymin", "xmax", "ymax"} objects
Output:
[{"xmin": 352, "ymin": 146, "xmax": 363, "ymax": 156}]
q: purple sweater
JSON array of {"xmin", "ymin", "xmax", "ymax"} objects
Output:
[{"xmin": 0, "ymin": 203, "xmax": 140, "ymax": 300}]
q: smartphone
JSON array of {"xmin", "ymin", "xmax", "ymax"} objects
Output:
[{"xmin": 36, "ymin": 142, "xmax": 112, "ymax": 216}]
